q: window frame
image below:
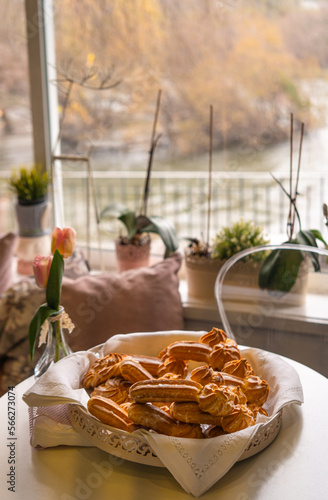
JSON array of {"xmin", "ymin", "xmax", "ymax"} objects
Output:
[{"xmin": 25, "ymin": 0, "xmax": 64, "ymax": 226}]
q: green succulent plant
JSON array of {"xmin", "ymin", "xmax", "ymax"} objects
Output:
[
  {"xmin": 9, "ymin": 165, "xmax": 50, "ymax": 202},
  {"xmin": 212, "ymin": 219, "xmax": 270, "ymax": 262}
]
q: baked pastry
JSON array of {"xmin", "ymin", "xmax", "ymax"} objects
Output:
[
  {"xmin": 127, "ymin": 402, "xmax": 204, "ymax": 438},
  {"xmin": 241, "ymin": 375, "xmax": 270, "ymax": 406},
  {"xmin": 219, "ymin": 372, "xmax": 245, "ymax": 388},
  {"xmin": 199, "ymin": 328, "xmax": 228, "ymax": 347},
  {"xmin": 83, "ymin": 327, "xmax": 271, "ymax": 438},
  {"xmin": 157, "ymin": 356, "xmax": 189, "ymax": 379},
  {"xmin": 209, "ymin": 340, "xmax": 241, "ymax": 370},
  {"xmin": 119, "ymin": 359, "xmax": 153, "ymax": 384},
  {"xmin": 220, "ymin": 404, "xmax": 255, "ymax": 433},
  {"xmin": 83, "ymin": 353, "xmax": 127, "ymax": 388},
  {"xmin": 130, "ymin": 354, "xmax": 162, "ymax": 376},
  {"xmin": 198, "ymin": 383, "xmax": 237, "ymax": 417},
  {"xmin": 170, "ymin": 402, "xmax": 222, "ymax": 425},
  {"xmin": 190, "ymin": 365, "xmax": 217, "ymax": 386},
  {"xmin": 92, "ymin": 377, "xmax": 131, "ymax": 404},
  {"xmin": 221, "ymin": 358, "xmax": 254, "ymax": 379},
  {"xmin": 87, "ymin": 395, "xmax": 138, "ymax": 432},
  {"xmin": 129, "ymin": 378, "xmax": 202, "ymax": 403},
  {"xmin": 165, "ymin": 341, "xmax": 212, "ymax": 363},
  {"xmin": 247, "ymin": 403, "xmax": 268, "ymax": 418},
  {"xmin": 203, "ymin": 425, "xmax": 227, "ymax": 438}
]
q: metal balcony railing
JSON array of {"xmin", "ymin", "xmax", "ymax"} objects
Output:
[{"xmin": 1, "ymin": 170, "xmax": 327, "ymax": 246}]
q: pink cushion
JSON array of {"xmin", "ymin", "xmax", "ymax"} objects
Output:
[
  {"xmin": 0, "ymin": 233, "xmax": 17, "ymax": 294},
  {"xmin": 61, "ymin": 253, "xmax": 184, "ymax": 351}
]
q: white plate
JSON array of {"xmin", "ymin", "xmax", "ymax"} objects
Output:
[{"xmin": 67, "ymin": 404, "xmax": 282, "ymax": 468}]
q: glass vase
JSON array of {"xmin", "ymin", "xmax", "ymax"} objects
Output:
[{"xmin": 34, "ymin": 307, "xmax": 72, "ymax": 379}]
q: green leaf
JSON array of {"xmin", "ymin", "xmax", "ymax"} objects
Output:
[
  {"xmin": 118, "ymin": 210, "xmax": 138, "ymax": 239},
  {"xmin": 296, "ymin": 230, "xmax": 320, "ymax": 271},
  {"xmin": 46, "ymin": 249, "xmax": 64, "ymax": 310},
  {"xmin": 100, "ymin": 202, "xmax": 129, "ymax": 219},
  {"xmin": 308, "ymin": 229, "xmax": 327, "ymax": 247},
  {"xmin": 100, "ymin": 203, "xmax": 138, "ymax": 239},
  {"xmin": 28, "ymin": 303, "xmax": 58, "ymax": 360},
  {"xmin": 138, "ymin": 215, "xmax": 179, "ymax": 257},
  {"xmin": 259, "ymin": 247, "xmax": 304, "ymax": 294}
]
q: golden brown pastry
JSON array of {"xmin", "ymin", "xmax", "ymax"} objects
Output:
[
  {"xmin": 221, "ymin": 358, "xmax": 254, "ymax": 379},
  {"xmin": 160, "ymin": 372, "xmax": 184, "ymax": 381},
  {"xmin": 220, "ymin": 404, "xmax": 255, "ymax": 433},
  {"xmin": 190, "ymin": 365, "xmax": 217, "ymax": 386},
  {"xmin": 130, "ymin": 354, "xmax": 162, "ymax": 376},
  {"xmin": 83, "ymin": 353, "xmax": 127, "ymax": 388},
  {"xmin": 119, "ymin": 359, "xmax": 153, "ymax": 384},
  {"xmin": 199, "ymin": 328, "xmax": 228, "ymax": 347},
  {"xmin": 87, "ymin": 395, "xmax": 138, "ymax": 432},
  {"xmin": 219, "ymin": 372, "xmax": 245, "ymax": 388},
  {"xmin": 203, "ymin": 425, "xmax": 227, "ymax": 438},
  {"xmin": 129, "ymin": 378, "xmax": 202, "ymax": 403},
  {"xmin": 91, "ymin": 377, "xmax": 131, "ymax": 404},
  {"xmin": 157, "ymin": 356, "xmax": 189, "ymax": 379},
  {"xmin": 82, "ymin": 327, "xmax": 271, "ymax": 439},
  {"xmin": 198, "ymin": 383, "xmax": 237, "ymax": 417},
  {"xmin": 247, "ymin": 403, "xmax": 268, "ymax": 418},
  {"xmin": 170, "ymin": 402, "xmax": 222, "ymax": 425},
  {"xmin": 241, "ymin": 375, "xmax": 270, "ymax": 406},
  {"xmin": 230, "ymin": 386, "xmax": 248, "ymax": 405},
  {"xmin": 166, "ymin": 340, "xmax": 212, "ymax": 363},
  {"xmin": 209, "ymin": 340, "xmax": 241, "ymax": 370},
  {"xmin": 127, "ymin": 402, "xmax": 204, "ymax": 438}
]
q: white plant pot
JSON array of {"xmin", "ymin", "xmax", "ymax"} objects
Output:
[
  {"xmin": 185, "ymin": 254, "xmax": 224, "ymax": 301},
  {"xmin": 185, "ymin": 253, "xmax": 309, "ymax": 306}
]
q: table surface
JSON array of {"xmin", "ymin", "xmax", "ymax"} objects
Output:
[{"xmin": 0, "ymin": 353, "xmax": 327, "ymax": 500}]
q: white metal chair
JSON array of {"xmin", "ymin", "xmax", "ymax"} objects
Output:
[{"xmin": 214, "ymin": 243, "xmax": 328, "ymax": 376}]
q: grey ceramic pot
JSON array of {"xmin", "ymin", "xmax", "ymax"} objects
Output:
[{"xmin": 15, "ymin": 198, "xmax": 50, "ymax": 237}]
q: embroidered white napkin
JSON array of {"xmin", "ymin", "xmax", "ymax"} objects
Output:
[{"xmin": 23, "ymin": 330, "xmax": 304, "ymax": 497}]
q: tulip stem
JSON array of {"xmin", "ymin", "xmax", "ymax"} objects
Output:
[{"xmin": 55, "ymin": 319, "xmax": 61, "ymax": 362}]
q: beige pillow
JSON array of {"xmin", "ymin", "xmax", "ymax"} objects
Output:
[
  {"xmin": 61, "ymin": 253, "xmax": 184, "ymax": 351},
  {"xmin": 0, "ymin": 233, "xmax": 17, "ymax": 294}
]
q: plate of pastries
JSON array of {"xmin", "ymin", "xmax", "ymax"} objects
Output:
[{"xmin": 67, "ymin": 328, "xmax": 281, "ymax": 465}]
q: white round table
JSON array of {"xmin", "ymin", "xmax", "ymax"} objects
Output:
[{"xmin": 0, "ymin": 355, "xmax": 327, "ymax": 500}]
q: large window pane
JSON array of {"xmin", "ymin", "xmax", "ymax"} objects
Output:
[
  {"xmin": 51, "ymin": 0, "xmax": 328, "ymax": 248},
  {"xmin": 0, "ymin": 0, "xmax": 34, "ymax": 234}
]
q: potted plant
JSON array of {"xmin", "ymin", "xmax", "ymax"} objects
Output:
[
  {"xmin": 184, "ymin": 106, "xmax": 270, "ymax": 300},
  {"xmin": 9, "ymin": 164, "xmax": 51, "ymax": 238},
  {"xmin": 259, "ymin": 117, "xmax": 327, "ymax": 302},
  {"xmin": 185, "ymin": 219, "xmax": 270, "ymax": 300},
  {"xmin": 101, "ymin": 202, "xmax": 179, "ymax": 272},
  {"xmin": 100, "ymin": 90, "xmax": 179, "ymax": 272}
]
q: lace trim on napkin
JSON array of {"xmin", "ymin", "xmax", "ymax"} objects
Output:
[{"xmin": 169, "ymin": 435, "xmax": 235, "ymax": 479}]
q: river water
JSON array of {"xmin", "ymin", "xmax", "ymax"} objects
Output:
[{"xmin": 1, "ymin": 124, "xmax": 328, "ymax": 243}]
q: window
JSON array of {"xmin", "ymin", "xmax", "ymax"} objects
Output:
[
  {"xmin": 0, "ymin": 0, "xmax": 34, "ymax": 234},
  {"xmin": 3, "ymin": 1, "xmax": 328, "ymax": 254}
]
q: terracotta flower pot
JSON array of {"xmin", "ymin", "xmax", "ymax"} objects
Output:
[{"xmin": 115, "ymin": 235, "xmax": 151, "ymax": 272}]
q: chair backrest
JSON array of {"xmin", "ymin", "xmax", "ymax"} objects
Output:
[{"xmin": 214, "ymin": 243, "xmax": 328, "ymax": 377}]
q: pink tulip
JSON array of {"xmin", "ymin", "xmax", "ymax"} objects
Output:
[
  {"xmin": 51, "ymin": 227, "xmax": 76, "ymax": 258},
  {"xmin": 33, "ymin": 255, "xmax": 53, "ymax": 288}
]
